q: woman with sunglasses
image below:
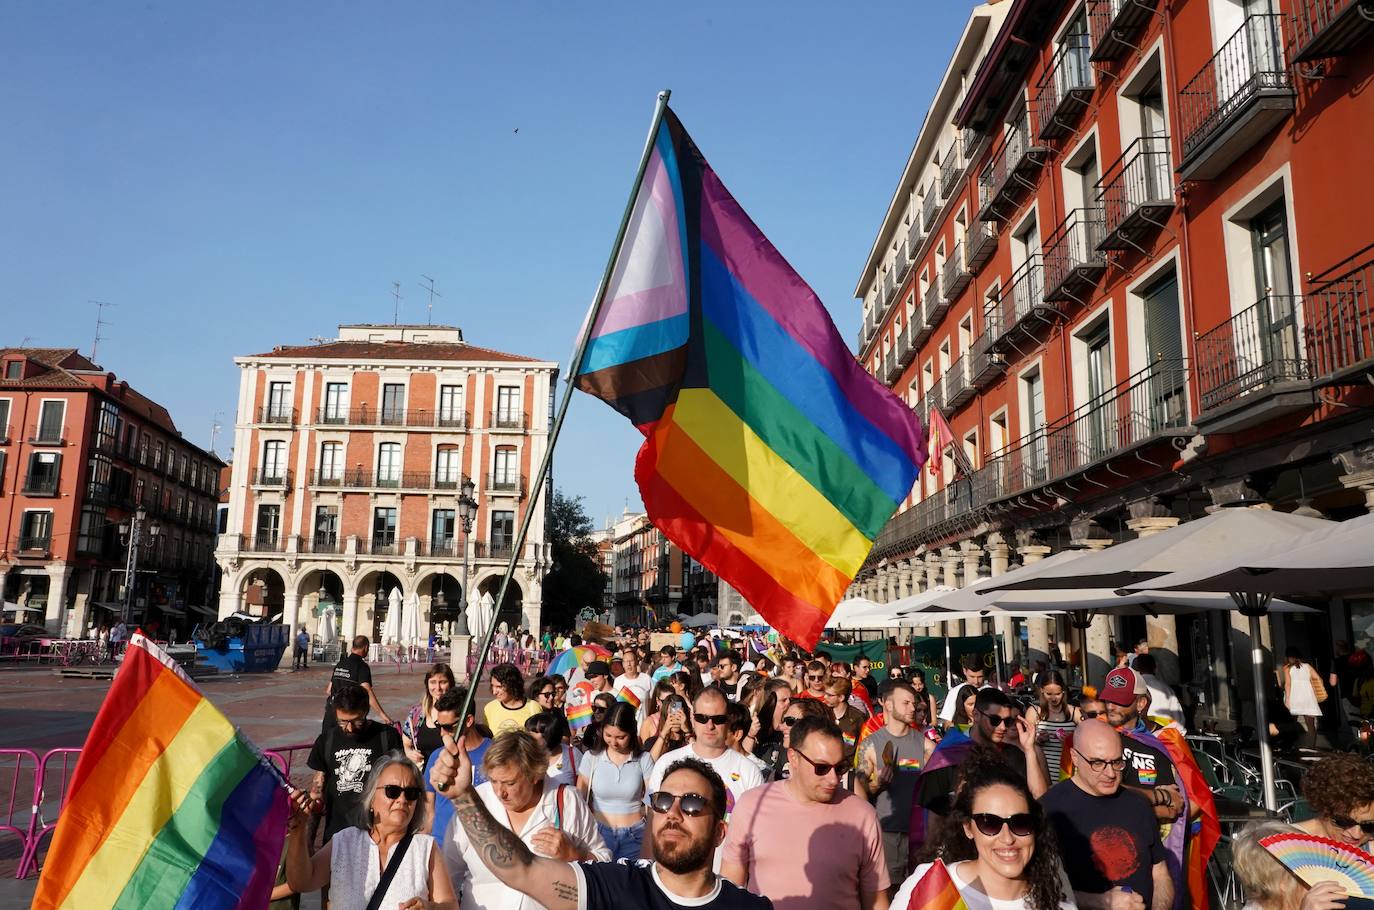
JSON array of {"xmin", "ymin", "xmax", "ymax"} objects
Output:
[
  {"xmin": 894, "ymin": 754, "xmax": 1072, "ymax": 910},
  {"xmin": 402, "ymin": 664, "xmax": 458, "ymax": 767},
  {"xmin": 1294, "ymin": 752, "xmax": 1374, "ymax": 849},
  {"xmin": 760, "ymin": 697, "xmax": 830, "ymax": 781},
  {"xmin": 577, "ymin": 702, "xmax": 655, "ymax": 861},
  {"xmin": 1025, "ymin": 672, "xmax": 1078, "ymax": 782},
  {"xmin": 528, "ymin": 675, "xmax": 558, "ymax": 715},
  {"xmin": 286, "ymin": 750, "xmax": 458, "ymax": 909},
  {"xmin": 549, "ymin": 675, "xmax": 569, "ymax": 707},
  {"xmin": 670, "ymin": 668, "xmax": 704, "ymax": 705}
]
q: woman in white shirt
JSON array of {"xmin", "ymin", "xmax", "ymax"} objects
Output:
[
  {"xmin": 524, "ymin": 709, "xmax": 582, "ymax": 788},
  {"xmin": 893, "ymin": 755, "xmax": 1075, "ymax": 910},
  {"xmin": 442, "ymin": 730, "xmax": 609, "ymax": 910}
]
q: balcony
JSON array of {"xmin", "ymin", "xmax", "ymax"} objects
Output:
[
  {"xmin": 487, "ymin": 473, "xmax": 527, "ymax": 497},
  {"xmin": 1195, "ymin": 295, "xmax": 1311, "ymax": 430},
  {"xmin": 257, "ymin": 406, "xmax": 297, "ymax": 427},
  {"xmin": 911, "ymin": 295, "xmax": 935, "ymax": 347},
  {"xmin": 1042, "ymin": 207, "xmax": 1107, "ymax": 303},
  {"xmin": 424, "ymin": 538, "xmax": 460, "ymax": 558},
  {"xmin": 1292, "ymin": 0, "xmax": 1374, "ymax": 62},
  {"xmin": 976, "ymin": 119, "xmax": 1048, "ymax": 222},
  {"xmin": 895, "ymin": 241, "xmax": 913, "ymax": 285},
  {"xmin": 945, "ymin": 355, "xmax": 974, "ymax": 410},
  {"xmin": 490, "ymin": 411, "xmax": 528, "ymax": 431},
  {"xmin": 474, "ymin": 540, "xmax": 515, "ymax": 560},
  {"xmin": 1035, "ymin": 33, "xmax": 1094, "ymax": 140},
  {"xmin": 884, "ymin": 346, "xmax": 901, "ymax": 383},
  {"xmin": 1088, "ymin": 0, "xmax": 1160, "ymax": 61},
  {"xmin": 922, "ymin": 189, "xmax": 940, "ymax": 231},
  {"xmin": 965, "ymin": 220, "xmax": 998, "ymax": 275},
  {"xmin": 925, "ymin": 274, "xmax": 949, "ymax": 327},
  {"xmin": 1096, "ymin": 136, "xmax": 1174, "ymax": 251},
  {"xmin": 962, "ymin": 126, "xmax": 981, "ymax": 161},
  {"xmin": 943, "ymin": 241, "xmax": 972, "ymax": 301},
  {"xmin": 1304, "ymin": 252, "xmax": 1374, "ymax": 385},
  {"xmin": 315, "ymin": 406, "xmax": 467, "ymax": 429},
  {"xmin": 969, "ymin": 317, "xmax": 1009, "ymax": 390},
  {"xmin": 27, "ymin": 425, "xmax": 68, "ymax": 446},
  {"xmin": 302, "ymin": 534, "xmax": 341, "ymax": 555},
  {"xmin": 939, "ymin": 144, "xmax": 963, "ymax": 199},
  {"xmin": 313, "ymin": 469, "xmax": 344, "ymax": 488},
  {"xmin": 907, "ymin": 217, "xmax": 924, "ymax": 259},
  {"xmin": 990, "ymin": 257, "xmax": 1049, "ymax": 345},
  {"xmin": 1178, "ymin": 15, "xmax": 1294, "ymax": 181},
  {"xmin": 17, "ymin": 536, "xmax": 51, "ymax": 555},
  {"xmin": 335, "ymin": 469, "xmax": 461, "ymax": 492},
  {"xmin": 254, "ymin": 467, "xmax": 292, "ymax": 490},
  {"xmin": 362, "ymin": 537, "xmax": 401, "ymax": 557},
  {"xmin": 22, "ymin": 473, "xmax": 59, "ymax": 496},
  {"xmin": 896, "ymin": 324, "xmax": 915, "ymax": 368},
  {"xmin": 244, "ymin": 534, "xmax": 285, "ymax": 553}
]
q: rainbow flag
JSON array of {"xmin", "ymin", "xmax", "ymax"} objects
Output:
[
  {"xmin": 616, "ymin": 687, "xmax": 643, "ymax": 712},
  {"xmin": 575, "ymin": 105, "xmax": 924, "ymax": 650},
  {"xmin": 905, "ymin": 859, "xmax": 969, "ymax": 910},
  {"xmin": 567, "ymin": 702, "xmax": 595, "ymax": 731},
  {"xmin": 33, "ymin": 633, "xmax": 288, "ymax": 910}
]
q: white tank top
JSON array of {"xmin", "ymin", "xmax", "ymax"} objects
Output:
[{"xmin": 329, "ymin": 827, "xmax": 434, "ymax": 910}]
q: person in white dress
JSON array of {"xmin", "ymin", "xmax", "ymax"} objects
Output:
[
  {"xmin": 286, "ymin": 750, "xmax": 457, "ymax": 910},
  {"xmin": 893, "ymin": 754, "xmax": 1076, "ymax": 910},
  {"xmin": 1280, "ymin": 647, "xmax": 1325, "ymax": 749}
]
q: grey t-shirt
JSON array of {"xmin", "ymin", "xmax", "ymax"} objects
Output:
[{"xmin": 861, "ymin": 726, "xmax": 925, "ymax": 833}]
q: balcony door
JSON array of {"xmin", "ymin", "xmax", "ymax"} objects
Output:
[
  {"xmin": 1137, "ymin": 76, "xmax": 1170, "ymax": 202},
  {"xmin": 1251, "ymin": 199, "xmax": 1297, "ymax": 371},
  {"xmin": 439, "ymin": 384, "xmax": 464, "ymax": 426},
  {"xmin": 37, "ymin": 400, "xmax": 64, "ymax": 442},
  {"xmin": 432, "ymin": 509, "xmax": 456, "ymax": 550},
  {"xmin": 381, "ymin": 384, "xmax": 405, "ymax": 424},
  {"xmin": 493, "ymin": 447, "xmax": 517, "ymax": 488},
  {"xmin": 314, "ymin": 506, "xmax": 338, "ymax": 548},
  {"xmin": 262, "ymin": 440, "xmax": 286, "ymax": 481},
  {"xmin": 496, "ymin": 386, "xmax": 520, "ymax": 426},
  {"xmin": 377, "ymin": 442, "xmax": 401, "ymax": 486},
  {"xmin": 255, "ymin": 504, "xmax": 280, "ymax": 546},
  {"xmin": 1084, "ymin": 323, "xmax": 1114, "ymax": 461},
  {"xmin": 1144, "ymin": 272, "xmax": 1187, "ymax": 428},
  {"xmin": 1022, "ymin": 369, "xmax": 1047, "ymax": 484},
  {"xmin": 266, "ymin": 382, "xmax": 291, "ymax": 421},
  {"xmin": 372, "ymin": 507, "xmax": 398, "ymax": 548},
  {"xmin": 490, "ymin": 510, "xmax": 515, "ymax": 554},
  {"xmin": 435, "ymin": 446, "xmax": 461, "ymax": 488},
  {"xmin": 323, "ymin": 383, "xmax": 348, "ymax": 422}
]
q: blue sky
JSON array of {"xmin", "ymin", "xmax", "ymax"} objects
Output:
[{"xmin": 1, "ymin": 2, "xmax": 970, "ymax": 527}]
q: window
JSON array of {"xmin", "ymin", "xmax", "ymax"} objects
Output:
[
  {"xmin": 1082, "ymin": 321, "xmax": 1113, "ymax": 458},
  {"xmin": 372, "ymin": 507, "xmax": 398, "ymax": 547},
  {"xmin": 24, "ymin": 452, "xmax": 61, "ymax": 495},
  {"xmin": 19, "ymin": 510, "xmax": 52, "ymax": 550},
  {"xmin": 154, "ymin": 442, "xmax": 164, "ymax": 471},
  {"xmin": 87, "ymin": 453, "xmax": 112, "ymax": 501},
  {"xmin": 96, "ymin": 401, "xmax": 118, "ymax": 451},
  {"xmin": 78, "ymin": 506, "xmax": 106, "ymax": 554},
  {"xmin": 492, "ymin": 447, "xmax": 517, "ymax": 489},
  {"xmin": 432, "ymin": 509, "xmax": 456, "ymax": 547},
  {"xmin": 1251, "ymin": 199, "xmax": 1298, "ymax": 366},
  {"xmin": 0, "ymin": 399, "xmax": 10, "ymax": 439},
  {"xmin": 435, "ymin": 446, "xmax": 461, "ymax": 487},
  {"xmin": 381, "ymin": 384, "xmax": 406, "ymax": 424},
  {"xmin": 139, "ymin": 435, "xmax": 149, "ymax": 465},
  {"xmin": 4, "ymin": 361, "xmax": 19, "ymax": 380},
  {"xmin": 1021, "ymin": 368, "xmax": 1047, "ymax": 481},
  {"xmin": 439, "ymin": 384, "xmax": 464, "ymax": 426},
  {"xmin": 266, "ymin": 382, "xmax": 291, "ymax": 421},
  {"xmin": 490, "ymin": 510, "xmax": 515, "ymax": 552},
  {"xmin": 323, "ymin": 383, "xmax": 348, "ymax": 423},
  {"xmin": 495, "ymin": 386, "xmax": 520, "ymax": 427},
  {"xmin": 261, "ymin": 440, "xmax": 286, "ymax": 482},
  {"xmin": 255, "ymin": 504, "xmax": 281, "ymax": 546},
  {"xmin": 314, "ymin": 506, "xmax": 339, "ymax": 548},
  {"xmin": 122, "ymin": 423, "xmax": 135, "ymax": 458},
  {"xmin": 36, "ymin": 401, "xmax": 64, "ymax": 443},
  {"xmin": 319, "ymin": 442, "xmax": 343, "ymax": 482},
  {"xmin": 377, "ymin": 442, "xmax": 402, "ymax": 486}
]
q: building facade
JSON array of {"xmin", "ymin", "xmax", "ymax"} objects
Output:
[
  {"xmin": 216, "ymin": 324, "xmax": 557, "ymax": 644},
  {"xmin": 0, "ymin": 348, "xmax": 223, "ymax": 637},
  {"xmin": 610, "ymin": 509, "xmax": 720, "ymax": 626},
  {"xmin": 853, "ymin": 0, "xmax": 1374, "ymax": 718}
]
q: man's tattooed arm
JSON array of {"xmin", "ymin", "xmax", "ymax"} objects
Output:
[{"xmin": 452, "ymin": 790, "xmax": 582, "ymax": 910}]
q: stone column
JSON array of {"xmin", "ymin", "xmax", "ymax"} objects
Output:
[
  {"xmin": 941, "ymin": 548, "xmax": 960, "ymax": 589},
  {"xmin": 1018, "ymin": 540, "xmax": 1053, "ymax": 668},
  {"xmin": 341, "ymin": 591, "xmax": 360, "ymax": 644},
  {"xmin": 925, "ymin": 553, "xmax": 942, "ymax": 591},
  {"xmin": 960, "ymin": 541, "xmax": 985, "ymax": 636},
  {"xmin": 898, "ymin": 561, "xmax": 914, "ymax": 600},
  {"xmin": 281, "ymin": 590, "xmax": 301, "ymax": 666},
  {"xmin": 987, "ymin": 533, "xmax": 1011, "ymax": 577},
  {"xmin": 45, "ymin": 564, "xmax": 73, "ymax": 635},
  {"xmin": 1128, "ymin": 498, "xmax": 1182, "ymax": 685},
  {"xmin": 1070, "ymin": 520, "xmax": 1115, "ymax": 687}
]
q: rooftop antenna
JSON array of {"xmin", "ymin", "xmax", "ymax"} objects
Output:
[
  {"xmin": 210, "ymin": 411, "xmax": 225, "ymax": 455},
  {"xmin": 419, "ymin": 275, "xmax": 441, "ymax": 325},
  {"xmin": 391, "ymin": 281, "xmax": 403, "ymax": 325},
  {"xmin": 90, "ymin": 300, "xmax": 116, "ymax": 362}
]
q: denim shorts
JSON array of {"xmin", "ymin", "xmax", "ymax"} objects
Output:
[{"xmin": 596, "ymin": 819, "xmax": 646, "ymax": 862}]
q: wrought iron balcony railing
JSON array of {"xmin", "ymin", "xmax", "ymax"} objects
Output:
[
  {"xmin": 1304, "ymin": 251, "xmax": 1374, "ymax": 384},
  {"xmin": 990, "ymin": 257, "xmax": 1048, "ymax": 341},
  {"xmin": 939, "ymin": 143, "xmax": 963, "ymax": 199},
  {"xmin": 969, "ymin": 315, "xmax": 1008, "ymax": 390},
  {"xmin": 976, "ymin": 116, "xmax": 1046, "ymax": 221},
  {"xmin": 1096, "ymin": 135, "xmax": 1173, "ymax": 250},
  {"xmin": 1291, "ymin": 0, "xmax": 1374, "ymax": 63},
  {"xmin": 474, "ymin": 540, "xmax": 515, "ymax": 560},
  {"xmin": 254, "ymin": 467, "xmax": 292, "ymax": 488},
  {"xmin": 1088, "ymin": 0, "xmax": 1159, "ymax": 61},
  {"xmin": 1196, "ymin": 295, "xmax": 1307, "ymax": 411},
  {"xmin": 896, "ymin": 327, "xmax": 914, "ymax": 368},
  {"xmin": 257, "ymin": 406, "xmax": 297, "ymax": 426},
  {"xmin": 965, "ymin": 220, "xmax": 998, "ymax": 275},
  {"xmin": 490, "ymin": 411, "xmax": 528, "ymax": 430},
  {"xmin": 943, "ymin": 240, "xmax": 972, "ymax": 301},
  {"xmin": 945, "ymin": 354, "xmax": 974, "ymax": 410},
  {"xmin": 18, "ymin": 536, "xmax": 52, "ymax": 553},
  {"xmin": 487, "ymin": 473, "xmax": 527, "ymax": 496},
  {"xmin": 925, "ymin": 273, "xmax": 949, "ymax": 325},
  {"xmin": 922, "ymin": 187, "xmax": 940, "ymax": 231},
  {"xmin": 1035, "ymin": 32, "xmax": 1094, "ymax": 140},
  {"xmin": 1042, "ymin": 207, "xmax": 1107, "ymax": 303},
  {"xmin": 316, "ymin": 406, "xmax": 468, "ymax": 429}
]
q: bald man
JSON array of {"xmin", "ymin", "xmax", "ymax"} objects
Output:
[{"xmin": 1041, "ymin": 721, "xmax": 1171, "ymax": 910}]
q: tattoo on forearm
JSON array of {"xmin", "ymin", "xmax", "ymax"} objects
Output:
[
  {"xmin": 454, "ymin": 791, "xmax": 535, "ymax": 870},
  {"xmin": 553, "ymin": 879, "xmax": 578, "ymax": 901}
]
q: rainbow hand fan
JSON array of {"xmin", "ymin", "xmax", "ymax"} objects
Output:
[{"xmin": 1260, "ymin": 832, "xmax": 1374, "ymax": 897}]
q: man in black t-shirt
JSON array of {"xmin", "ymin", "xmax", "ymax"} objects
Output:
[
  {"xmin": 307, "ymin": 683, "xmax": 402, "ymax": 841},
  {"xmin": 431, "ymin": 736, "xmax": 771, "ymax": 910},
  {"xmin": 321, "ymin": 634, "xmax": 394, "ymax": 731},
  {"xmin": 1042, "ymin": 720, "xmax": 1170, "ymax": 910},
  {"xmin": 916, "ymin": 687, "xmax": 1049, "ymax": 816}
]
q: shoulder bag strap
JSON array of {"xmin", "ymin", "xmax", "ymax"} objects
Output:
[
  {"xmin": 555, "ymin": 783, "xmax": 566, "ymax": 831},
  {"xmin": 364, "ymin": 831, "xmax": 415, "ymax": 910}
]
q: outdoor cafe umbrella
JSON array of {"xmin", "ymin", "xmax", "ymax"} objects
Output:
[
  {"xmin": 402, "ymin": 591, "xmax": 422, "ymax": 650},
  {"xmin": 319, "ymin": 602, "xmax": 336, "ymax": 646},
  {"xmin": 382, "ymin": 586, "xmax": 403, "ymax": 646},
  {"xmin": 683, "ymin": 612, "xmax": 719, "ymax": 629},
  {"xmin": 824, "ymin": 597, "xmax": 884, "ymax": 630}
]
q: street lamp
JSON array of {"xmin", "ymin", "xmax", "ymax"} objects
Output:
[
  {"xmin": 455, "ymin": 477, "xmax": 478, "ymax": 636},
  {"xmin": 119, "ymin": 507, "xmax": 161, "ymax": 626}
]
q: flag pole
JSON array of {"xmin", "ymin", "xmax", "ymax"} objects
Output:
[{"xmin": 457, "ymin": 89, "xmax": 672, "ymax": 724}]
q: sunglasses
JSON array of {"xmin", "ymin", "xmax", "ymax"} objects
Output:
[
  {"xmin": 978, "ymin": 710, "xmax": 1016, "ymax": 728},
  {"xmin": 592, "ymin": 706, "xmax": 608, "ymax": 714},
  {"xmin": 971, "ymin": 812, "xmax": 1035, "ymax": 838},
  {"xmin": 382, "ymin": 784, "xmax": 423, "ymax": 802},
  {"xmin": 792, "ymin": 748, "xmax": 844, "ymax": 778},
  {"xmin": 1330, "ymin": 814, "xmax": 1374, "ymax": 835},
  {"xmin": 537, "ymin": 690, "xmax": 555, "ymax": 699},
  {"xmin": 805, "ymin": 674, "xmax": 825, "ymax": 681},
  {"xmin": 782, "ymin": 716, "xmax": 800, "ymax": 727},
  {"xmin": 436, "ymin": 721, "xmax": 460, "ymax": 733},
  {"xmin": 1080, "ymin": 710, "xmax": 1102, "ymax": 719},
  {"xmin": 648, "ymin": 791, "xmax": 711, "ymax": 817},
  {"xmin": 694, "ymin": 712, "xmax": 729, "ymax": 726},
  {"xmin": 1073, "ymin": 748, "xmax": 1127, "ymax": 772}
]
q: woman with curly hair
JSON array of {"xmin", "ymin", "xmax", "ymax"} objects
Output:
[
  {"xmin": 1234, "ymin": 820, "xmax": 1349, "ymax": 910},
  {"xmin": 1295, "ymin": 751, "xmax": 1374, "ymax": 848},
  {"xmin": 894, "ymin": 754, "xmax": 1073, "ymax": 910}
]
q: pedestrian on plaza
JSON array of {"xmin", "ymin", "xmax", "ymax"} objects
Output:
[
  {"xmin": 647, "ymin": 692, "xmax": 693, "ymax": 760},
  {"xmin": 939, "ymin": 654, "xmax": 991, "ymax": 724},
  {"xmin": 294, "ymin": 626, "xmax": 310, "ymax": 670},
  {"xmin": 639, "ymin": 678, "xmax": 679, "ymax": 742},
  {"xmin": 1078, "ymin": 695, "xmax": 1109, "ymax": 723},
  {"xmin": 1279, "ymin": 647, "xmax": 1326, "ymax": 749},
  {"xmin": 614, "ymin": 650, "xmax": 654, "ymax": 722},
  {"xmin": 893, "ymin": 753, "xmax": 1073, "ymax": 910},
  {"xmin": 441, "ymin": 730, "xmax": 610, "ymax": 910},
  {"xmin": 694, "ymin": 648, "xmax": 716, "ymax": 687},
  {"xmin": 854, "ymin": 656, "xmax": 879, "ymax": 702},
  {"xmin": 527, "ymin": 708, "xmax": 583, "ymax": 788},
  {"xmin": 759, "ymin": 697, "xmax": 830, "ymax": 781},
  {"xmin": 798, "ymin": 661, "xmax": 829, "ymax": 701},
  {"xmin": 486, "ymin": 662, "xmax": 541, "ymax": 737},
  {"xmin": 651, "ymin": 645, "xmax": 683, "ymax": 684},
  {"xmin": 1294, "ymin": 752, "xmax": 1374, "ymax": 849},
  {"xmin": 323, "ymin": 635, "xmax": 394, "ymax": 731},
  {"xmin": 423, "ymin": 687, "xmax": 490, "ymax": 848},
  {"xmin": 749, "ymin": 678, "xmax": 794, "ymax": 768},
  {"xmin": 1026, "ymin": 671, "xmax": 1079, "ymax": 782},
  {"xmin": 948, "ymin": 683, "xmax": 978, "ymax": 730},
  {"xmin": 644, "ymin": 688, "xmax": 765, "ymax": 865},
  {"xmin": 1129, "ymin": 654, "xmax": 1186, "ymax": 729},
  {"xmin": 822, "ymin": 677, "xmax": 868, "ymax": 766},
  {"xmin": 721, "ymin": 716, "xmax": 888, "ymax": 910},
  {"xmin": 529, "ymin": 674, "xmax": 559, "ymax": 714},
  {"xmin": 1233, "ymin": 820, "xmax": 1347, "ymax": 910},
  {"xmin": 671, "ymin": 668, "xmax": 705, "ymax": 704},
  {"xmin": 286, "ymin": 750, "xmax": 458, "ymax": 909},
  {"xmin": 307, "ymin": 684, "xmax": 405, "ymax": 844},
  {"xmin": 550, "ymin": 674, "xmax": 569, "ymax": 707},
  {"xmin": 1041, "ymin": 720, "xmax": 1169, "ymax": 910},
  {"xmin": 907, "ymin": 668, "xmax": 940, "ymax": 726},
  {"xmin": 856, "ymin": 679, "xmax": 934, "ymax": 892},
  {"xmin": 577, "ymin": 702, "xmax": 656, "ymax": 861},
  {"xmin": 402, "ymin": 662, "xmax": 457, "ymax": 766},
  {"xmin": 831, "ymin": 662, "xmax": 875, "ymax": 716},
  {"xmin": 569, "ymin": 660, "xmax": 615, "ymax": 712},
  {"xmin": 713, "ymin": 651, "xmax": 752, "ymax": 701}
]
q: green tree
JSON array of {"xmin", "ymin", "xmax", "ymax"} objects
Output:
[{"xmin": 541, "ymin": 489, "xmax": 607, "ymax": 631}]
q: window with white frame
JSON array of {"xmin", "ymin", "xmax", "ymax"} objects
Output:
[{"xmin": 377, "ymin": 442, "xmax": 402, "ymax": 485}]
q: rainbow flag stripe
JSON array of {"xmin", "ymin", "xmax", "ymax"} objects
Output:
[
  {"xmin": 906, "ymin": 858, "xmax": 969, "ymax": 910},
  {"xmin": 616, "ymin": 687, "xmax": 643, "ymax": 711},
  {"xmin": 575, "ymin": 107, "xmax": 924, "ymax": 650},
  {"xmin": 567, "ymin": 702, "xmax": 595, "ymax": 731},
  {"xmin": 33, "ymin": 633, "xmax": 288, "ymax": 910},
  {"xmin": 895, "ymin": 757, "xmax": 922, "ymax": 770}
]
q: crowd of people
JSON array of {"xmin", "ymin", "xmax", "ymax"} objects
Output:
[{"xmin": 269, "ymin": 628, "xmax": 1374, "ymax": 910}]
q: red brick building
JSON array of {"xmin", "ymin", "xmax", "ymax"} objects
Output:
[
  {"xmin": 853, "ymin": 0, "xmax": 1374, "ymax": 717},
  {"xmin": 0, "ymin": 348, "xmax": 223, "ymax": 636}
]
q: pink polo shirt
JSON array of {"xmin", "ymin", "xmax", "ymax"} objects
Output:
[{"xmin": 721, "ymin": 780, "xmax": 889, "ymax": 910}]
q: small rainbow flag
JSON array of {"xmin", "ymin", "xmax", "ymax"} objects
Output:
[
  {"xmin": 33, "ymin": 633, "xmax": 288, "ymax": 909},
  {"xmin": 905, "ymin": 859, "xmax": 969, "ymax": 910},
  {"xmin": 567, "ymin": 702, "xmax": 595, "ymax": 731},
  {"xmin": 895, "ymin": 757, "xmax": 922, "ymax": 771},
  {"xmin": 617, "ymin": 687, "xmax": 643, "ymax": 712}
]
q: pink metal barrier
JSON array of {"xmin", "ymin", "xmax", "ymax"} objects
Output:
[
  {"xmin": 0, "ymin": 749, "xmax": 39, "ymax": 877},
  {"xmin": 465, "ymin": 647, "xmax": 550, "ymax": 678},
  {"xmin": 17, "ymin": 747, "xmax": 79, "ymax": 879},
  {"xmin": 264, "ymin": 742, "xmax": 316, "ymax": 789}
]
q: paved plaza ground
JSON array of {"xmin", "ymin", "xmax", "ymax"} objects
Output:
[{"xmin": 0, "ymin": 658, "xmax": 482, "ymax": 908}]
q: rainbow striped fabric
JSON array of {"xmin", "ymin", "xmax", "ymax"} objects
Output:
[
  {"xmin": 576, "ymin": 107, "xmax": 924, "ymax": 649},
  {"xmin": 905, "ymin": 859, "xmax": 969, "ymax": 910},
  {"xmin": 616, "ymin": 687, "xmax": 643, "ymax": 711},
  {"xmin": 567, "ymin": 702, "xmax": 595, "ymax": 731},
  {"xmin": 33, "ymin": 633, "xmax": 288, "ymax": 910}
]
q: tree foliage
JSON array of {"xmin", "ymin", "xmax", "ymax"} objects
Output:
[{"xmin": 541, "ymin": 489, "xmax": 607, "ymax": 631}]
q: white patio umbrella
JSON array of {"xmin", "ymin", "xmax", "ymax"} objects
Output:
[
  {"xmin": 824, "ymin": 597, "xmax": 883, "ymax": 629},
  {"xmin": 829, "ymin": 588, "xmax": 958, "ymax": 630},
  {"xmin": 466, "ymin": 589, "xmax": 485, "ymax": 641},
  {"xmin": 683, "ymin": 612, "xmax": 719, "ymax": 629},
  {"xmin": 479, "ymin": 591, "xmax": 496, "ymax": 640},
  {"xmin": 402, "ymin": 592, "xmax": 422, "ymax": 651},
  {"xmin": 319, "ymin": 602, "xmax": 337, "ymax": 645},
  {"xmin": 382, "ymin": 587, "xmax": 402, "ymax": 646}
]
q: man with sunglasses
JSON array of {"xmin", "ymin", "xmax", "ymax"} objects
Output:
[
  {"xmin": 917, "ymin": 688, "xmax": 1048, "ymax": 820},
  {"xmin": 1042, "ymin": 720, "xmax": 1170, "ymax": 910},
  {"xmin": 798, "ymin": 660, "xmax": 829, "ymax": 701},
  {"xmin": 721, "ymin": 716, "xmax": 888, "ymax": 909},
  {"xmin": 424, "ymin": 686, "xmax": 491, "ymax": 848},
  {"xmin": 644, "ymin": 688, "xmax": 764, "ymax": 868},
  {"xmin": 714, "ymin": 651, "xmax": 752, "ymax": 702},
  {"xmin": 306, "ymin": 682, "xmax": 403, "ymax": 844}
]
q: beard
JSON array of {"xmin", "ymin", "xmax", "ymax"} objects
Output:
[{"xmin": 652, "ymin": 824, "xmax": 714, "ymax": 875}]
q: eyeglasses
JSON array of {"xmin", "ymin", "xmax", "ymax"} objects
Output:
[
  {"xmin": 648, "ymin": 791, "xmax": 711, "ymax": 817},
  {"xmin": 977, "ymin": 710, "xmax": 1016, "ymax": 728},
  {"xmin": 694, "ymin": 712, "xmax": 729, "ymax": 726},
  {"xmin": 1073, "ymin": 748, "xmax": 1127, "ymax": 772},
  {"xmin": 792, "ymin": 748, "xmax": 844, "ymax": 778},
  {"xmin": 382, "ymin": 784, "xmax": 423, "ymax": 802},
  {"xmin": 537, "ymin": 690, "xmax": 555, "ymax": 699},
  {"xmin": 781, "ymin": 716, "xmax": 800, "ymax": 727},
  {"xmin": 337, "ymin": 717, "xmax": 367, "ymax": 731},
  {"xmin": 971, "ymin": 812, "xmax": 1035, "ymax": 838},
  {"xmin": 1329, "ymin": 814, "xmax": 1374, "ymax": 835}
]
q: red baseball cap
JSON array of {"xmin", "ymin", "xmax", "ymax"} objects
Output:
[{"xmin": 1100, "ymin": 667, "xmax": 1145, "ymax": 706}]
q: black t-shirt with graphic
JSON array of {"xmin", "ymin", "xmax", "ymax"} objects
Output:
[
  {"xmin": 307, "ymin": 720, "xmax": 402, "ymax": 840},
  {"xmin": 1119, "ymin": 731, "xmax": 1175, "ymax": 790},
  {"xmin": 1042, "ymin": 779, "xmax": 1165, "ymax": 903},
  {"xmin": 576, "ymin": 859, "xmax": 772, "ymax": 910}
]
